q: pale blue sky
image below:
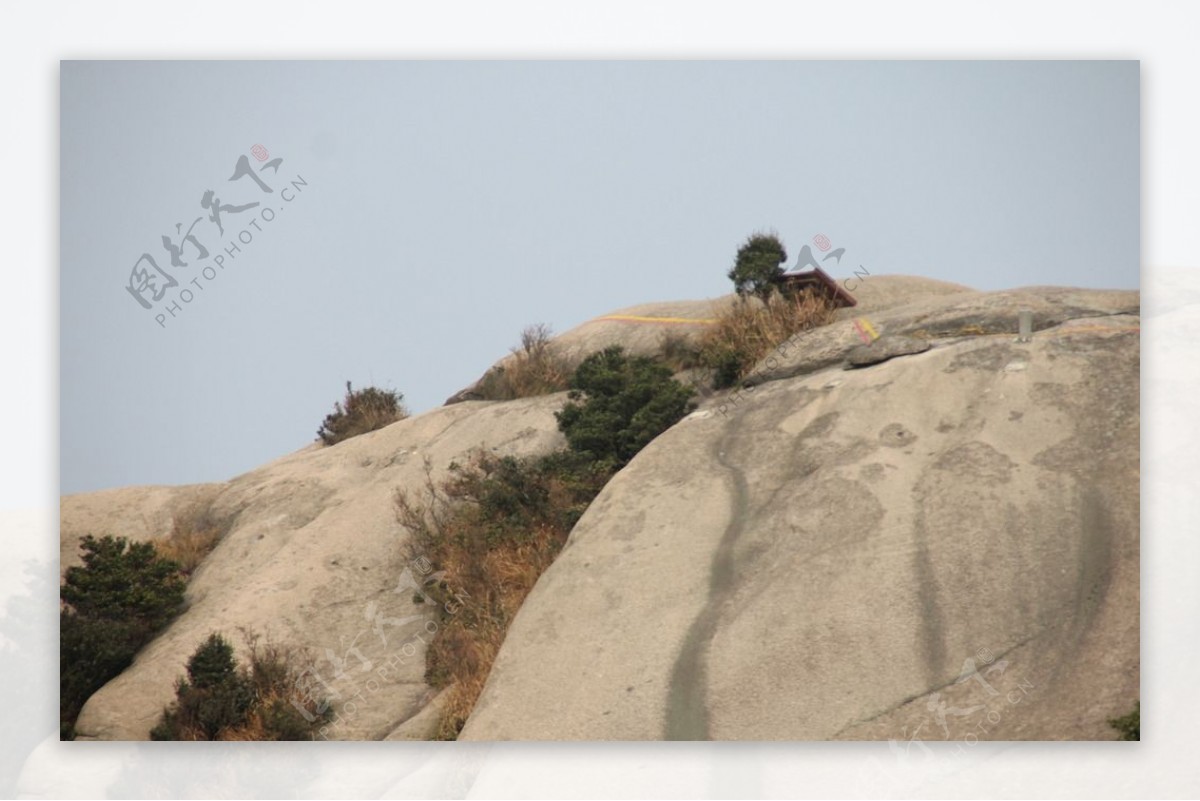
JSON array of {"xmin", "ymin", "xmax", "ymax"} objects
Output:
[{"xmin": 60, "ymin": 61, "xmax": 1138, "ymax": 494}]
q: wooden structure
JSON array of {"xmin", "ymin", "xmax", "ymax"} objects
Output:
[{"xmin": 777, "ymin": 266, "xmax": 858, "ymax": 308}]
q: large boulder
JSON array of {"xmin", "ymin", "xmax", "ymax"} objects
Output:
[
  {"xmin": 459, "ymin": 289, "xmax": 1139, "ymax": 740},
  {"xmin": 62, "ymin": 278, "xmax": 1139, "ymax": 743},
  {"xmin": 736, "ymin": 285, "xmax": 1138, "ymax": 388},
  {"xmin": 67, "ymin": 395, "xmax": 567, "ymax": 741}
]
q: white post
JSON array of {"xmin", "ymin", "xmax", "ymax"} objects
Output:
[{"xmin": 1018, "ymin": 309, "xmax": 1033, "ymax": 343}]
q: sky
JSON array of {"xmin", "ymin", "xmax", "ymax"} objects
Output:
[{"xmin": 60, "ymin": 60, "xmax": 1139, "ymax": 495}]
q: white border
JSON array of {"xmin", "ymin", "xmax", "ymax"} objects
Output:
[{"xmin": 4, "ymin": 2, "xmax": 1196, "ymax": 797}]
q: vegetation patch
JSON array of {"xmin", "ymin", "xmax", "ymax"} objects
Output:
[
  {"xmin": 1108, "ymin": 701, "xmax": 1139, "ymax": 741},
  {"xmin": 395, "ymin": 346, "xmax": 694, "ymax": 738},
  {"xmin": 153, "ymin": 501, "xmax": 234, "ymax": 577},
  {"xmin": 151, "ymin": 631, "xmax": 329, "ymax": 741},
  {"xmin": 656, "ymin": 329, "xmax": 705, "ymax": 373},
  {"xmin": 396, "ymin": 450, "xmax": 609, "ymax": 738},
  {"xmin": 473, "ymin": 324, "xmax": 574, "ymax": 401},
  {"xmin": 556, "ymin": 346, "xmax": 697, "ymax": 469},
  {"xmin": 699, "ymin": 290, "xmax": 838, "ymax": 388},
  {"xmin": 60, "ymin": 535, "xmax": 187, "ymax": 739},
  {"xmin": 727, "ymin": 230, "xmax": 789, "ymax": 301},
  {"xmin": 318, "ymin": 381, "xmax": 407, "ymax": 446}
]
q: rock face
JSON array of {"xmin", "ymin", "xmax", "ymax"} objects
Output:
[
  {"xmin": 846, "ymin": 334, "xmax": 931, "ymax": 367},
  {"xmin": 459, "ymin": 287, "xmax": 1139, "ymax": 741},
  {"xmin": 741, "ymin": 284, "xmax": 1138, "ymax": 387},
  {"xmin": 62, "ymin": 277, "xmax": 1139, "ymax": 742},
  {"xmin": 65, "ymin": 396, "xmax": 567, "ymax": 741},
  {"xmin": 60, "ymin": 483, "xmax": 223, "ymax": 574}
]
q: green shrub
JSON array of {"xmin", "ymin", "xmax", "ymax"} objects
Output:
[
  {"xmin": 438, "ymin": 449, "xmax": 609, "ymax": 549},
  {"xmin": 395, "ymin": 449, "xmax": 610, "ymax": 739},
  {"xmin": 555, "ymin": 346, "xmax": 696, "ymax": 468},
  {"xmin": 703, "ymin": 342, "xmax": 748, "ymax": 389},
  {"xmin": 727, "ymin": 231, "xmax": 788, "ymax": 301},
  {"xmin": 1109, "ymin": 701, "xmax": 1139, "ymax": 741},
  {"xmin": 59, "ymin": 535, "xmax": 187, "ymax": 737},
  {"xmin": 61, "ymin": 535, "xmax": 186, "ymax": 626},
  {"xmin": 151, "ymin": 632, "xmax": 328, "ymax": 741},
  {"xmin": 60, "ymin": 614, "xmax": 146, "ymax": 738},
  {"xmin": 317, "ymin": 381, "xmax": 407, "ymax": 446},
  {"xmin": 185, "ymin": 632, "xmax": 240, "ymax": 689}
]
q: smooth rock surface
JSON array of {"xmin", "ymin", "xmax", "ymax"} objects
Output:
[
  {"xmin": 63, "ymin": 278, "xmax": 1139, "ymax": 743},
  {"xmin": 739, "ymin": 285, "xmax": 1138, "ymax": 387},
  {"xmin": 460, "ymin": 294, "xmax": 1139, "ymax": 740},
  {"xmin": 846, "ymin": 335, "xmax": 931, "ymax": 367}
]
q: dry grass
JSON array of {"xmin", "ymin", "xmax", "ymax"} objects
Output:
[
  {"xmin": 217, "ymin": 634, "xmax": 328, "ymax": 741},
  {"xmin": 155, "ymin": 502, "xmax": 233, "ymax": 577},
  {"xmin": 699, "ymin": 289, "xmax": 838, "ymax": 387},
  {"xmin": 474, "ymin": 324, "xmax": 574, "ymax": 400},
  {"xmin": 395, "ymin": 451, "xmax": 608, "ymax": 739}
]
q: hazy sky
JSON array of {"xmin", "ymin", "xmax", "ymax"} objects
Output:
[{"xmin": 60, "ymin": 60, "xmax": 1138, "ymax": 494}]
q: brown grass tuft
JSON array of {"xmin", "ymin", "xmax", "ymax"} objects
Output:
[
  {"xmin": 216, "ymin": 633, "xmax": 328, "ymax": 741},
  {"xmin": 699, "ymin": 289, "xmax": 838, "ymax": 387},
  {"xmin": 155, "ymin": 502, "xmax": 233, "ymax": 577},
  {"xmin": 474, "ymin": 324, "xmax": 574, "ymax": 400}
]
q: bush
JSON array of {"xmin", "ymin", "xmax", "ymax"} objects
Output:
[
  {"xmin": 1109, "ymin": 702, "xmax": 1139, "ymax": 741},
  {"xmin": 186, "ymin": 632, "xmax": 241, "ymax": 689},
  {"xmin": 727, "ymin": 231, "xmax": 788, "ymax": 301},
  {"xmin": 60, "ymin": 615, "xmax": 147, "ymax": 739},
  {"xmin": 657, "ymin": 330, "xmax": 704, "ymax": 372},
  {"xmin": 151, "ymin": 631, "xmax": 328, "ymax": 741},
  {"xmin": 317, "ymin": 381, "xmax": 407, "ymax": 446},
  {"xmin": 395, "ymin": 449, "xmax": 610, "ymax": 739},
  {"xmin": 555, "ymin": 346, "xmax": 696, "ymax": 468},
  {"xmin": 151, "ymin": 633, "xmax": 253, "ymax": 740},
  {"xmin": 61, "ymin": 535, "xmax": 186, "ymax": 626},
  {"xmin": 699, "ymin": 289, "xmax": 838, "ymax": 388},
  {"xmin": 473, "ymin": 324, "xmax": 574, "ymax": 400},
  {"xmin": 60, "ymin": 535, "xmax": 187, "ymax": 736}
]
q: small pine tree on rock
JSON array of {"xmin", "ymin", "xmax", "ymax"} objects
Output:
[
  {"xmin": 60, "ymin": 535, "xmax": 187, "ymax": 736},
  {"xmin": 727, "ymin": 231, "xmax": 788, "ymax": 301},
  {"xmin": 555, "ymin": 346, "xmax": 696, "ymax": 468}
]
